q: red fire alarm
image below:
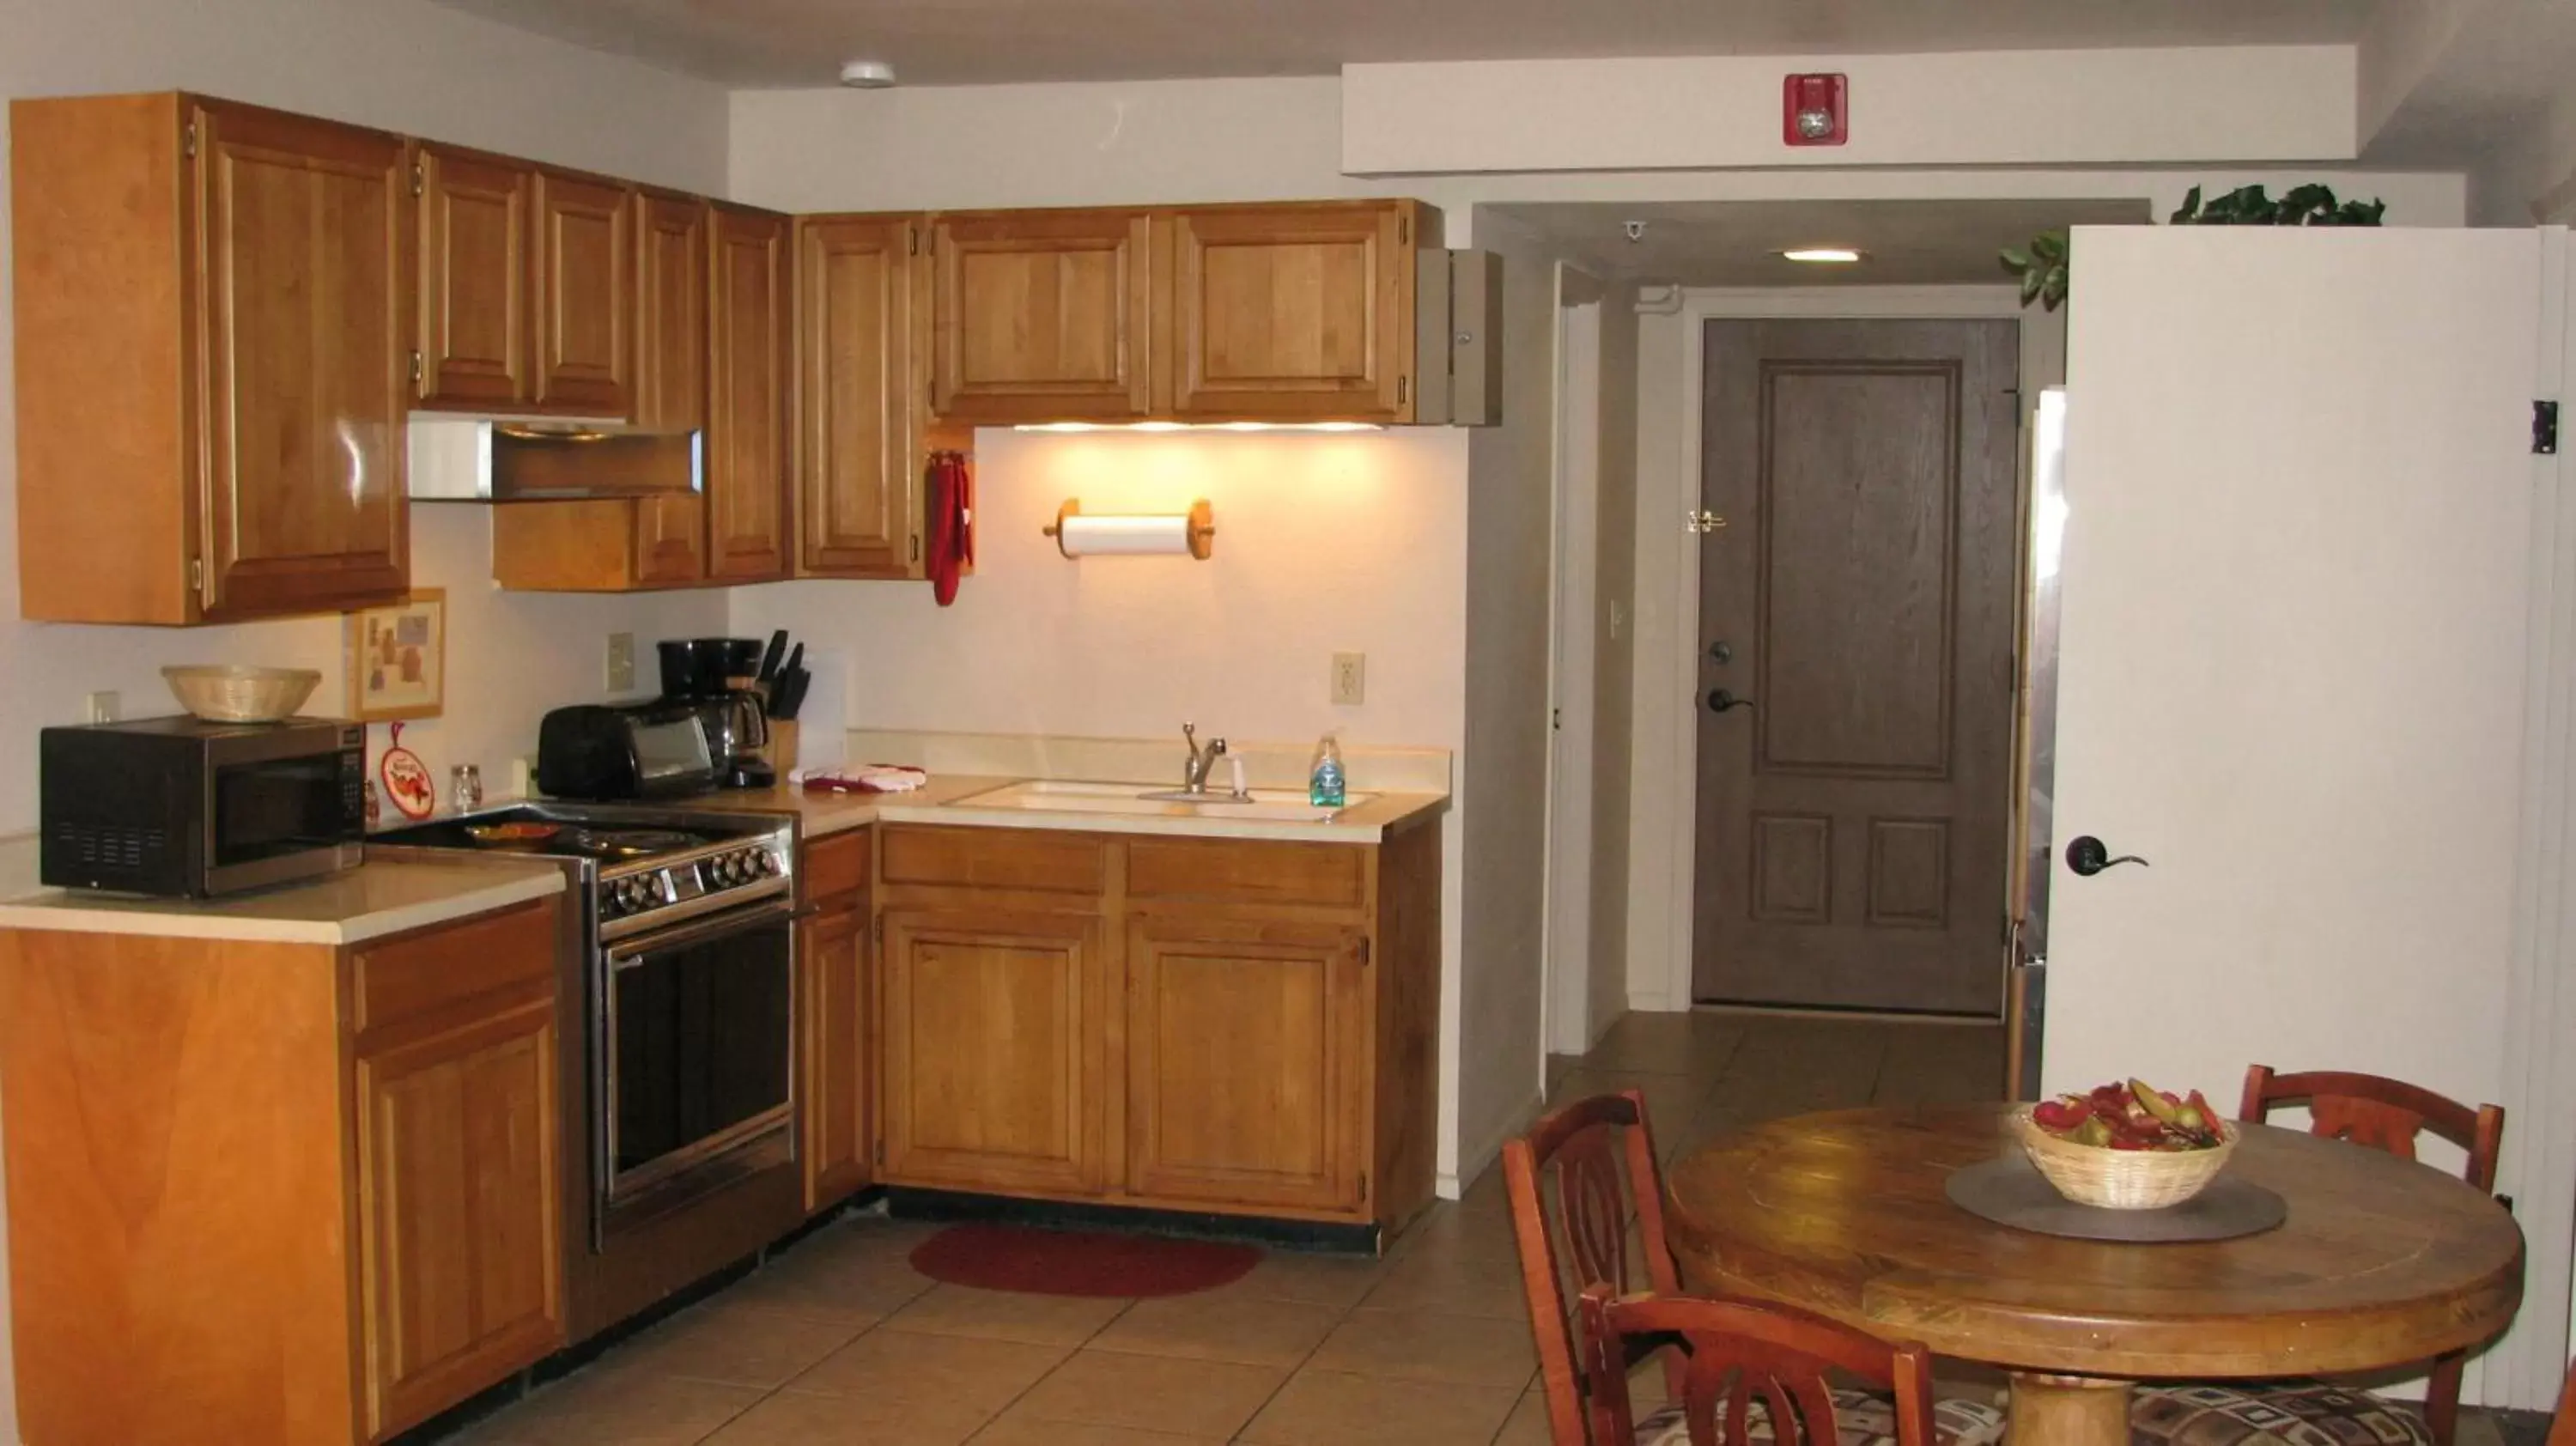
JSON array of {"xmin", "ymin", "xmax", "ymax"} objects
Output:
[{"xmin": 1783, "ymin": 73, "xmax": 1848, "ymax": 146}]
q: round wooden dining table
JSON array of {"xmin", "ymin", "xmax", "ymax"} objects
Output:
[{"xmin": 1663, "ymin": 1104, "xmax": 2524, "ymax": 1446}]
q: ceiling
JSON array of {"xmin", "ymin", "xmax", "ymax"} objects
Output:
[
  {"xmin": 1488, "ymin": 199, "xmax": 2154, "ymax": 289},
  {"xmin": 425, "ymin": 0, "xmax": 2379, "ymax": 88}
]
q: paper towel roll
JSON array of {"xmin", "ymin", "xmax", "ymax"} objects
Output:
[{"xmin": 1044, "ymin": 500, "xmax": 1215, "ymax": 559}]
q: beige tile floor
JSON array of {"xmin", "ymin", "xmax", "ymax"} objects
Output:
[{"xmin": 444, "ymin": 1007, "xmax": 2506, "ymax": 1446}]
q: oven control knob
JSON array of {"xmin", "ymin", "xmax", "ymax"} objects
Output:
[
  {"xmin": 756, "ymin": 850, "xmax": 780, "ymax": 876},
  {"xmin": 651, "ymin": 872, "xmax": 673, "ymax": 901},
  {"xmin": 713, "ymin": 854, "xmax": 739, "ymax": 885}
]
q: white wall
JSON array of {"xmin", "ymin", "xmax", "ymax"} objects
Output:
[
  {"xmin": 0, "ymin": 0, "xmax": 732, "ymax": 1434},
  {"xmin": 1346, "ymin": 49, "xmax": 2360, "ymax": 175},
  {"xmin": 0, "ymin": 0, "xmax": 735, "ymax": 830}
]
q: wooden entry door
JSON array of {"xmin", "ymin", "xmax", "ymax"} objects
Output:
[{"xmin": 1693, "ymin": 319, "xmax": 2020, "ymax": 1014}]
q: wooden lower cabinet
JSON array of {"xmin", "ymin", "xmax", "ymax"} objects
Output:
[
  {"xmin": 872, "ymin": 821, "xmax": 1442, "ymax": 1234},
  {"xmin": 0, "ymin": 897, "xmax": 566, "ymax": 1445},
  {"xmin": 1124, "ymin": 915, "xmax": 1369, "ymax": 1212},
  {"xmin": 355, "ymin": 994, "xmax": 562, "ymax": 1438},
  {"xmin": 799, "ymin": 831, "xmax": 874, "ymax": 1212},
  {"xmin": 879, "ymin": 906, "xmax": 1110, "ymax": 1195}
]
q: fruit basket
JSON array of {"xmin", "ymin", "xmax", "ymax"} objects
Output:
[
  {"xmin": 161, "ymin": 665, "xmax": 321, "ymax": 724},
  {"xmin": 2015, "ymin": 1080, "xmax": 2238, "ymax": 1211}
]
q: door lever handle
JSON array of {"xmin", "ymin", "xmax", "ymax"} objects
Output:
[
  {"xmin": 1706, "ymin": 689, "xmax": 1754, "ymax": 714},
  {"xmin": 2066, "ymin": 835, "xmax": 2149, "ymax": 876}
]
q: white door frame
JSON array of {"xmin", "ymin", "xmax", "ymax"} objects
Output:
[
  {"xmin": 1544, "ymin": 264, "xmax": 1607, "ymax": 1056},
  {"xmin": 1630, "ymin": 285, "xmax": 2050, "ymax": 1013}
]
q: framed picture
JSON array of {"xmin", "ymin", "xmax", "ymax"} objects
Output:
[{"xmin": 344, "ymin": 589, "xmax": 446, "ymax": 721}]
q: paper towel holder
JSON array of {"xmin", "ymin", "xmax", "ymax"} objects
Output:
[{"xmin": 1042, "ymin": 498, "xmax": 1217, "ymax": 560}]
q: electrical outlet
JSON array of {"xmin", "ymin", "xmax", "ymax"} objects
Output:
[
  {"xmin": 83, "ymin": 690, "xmax": 119, "ymax": 725},
  {"xmin": 512, "ymin": 754, "xmax": 538, "ymax": 799},
  {"xmin": 1608, "ymin": 600, "xmax": 1625, "ymax": 641},
  {"xmin": 605, "ymin": 632, "xmax": 636, "ymax": 693},
  {"xmin": 1331, "ymin": 653, "xmax": 1366, "ymax": 707}
]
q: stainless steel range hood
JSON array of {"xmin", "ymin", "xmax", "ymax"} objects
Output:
[{"xmin": 407, "ymin": 418, "xmax": 704, "ymax": 502}]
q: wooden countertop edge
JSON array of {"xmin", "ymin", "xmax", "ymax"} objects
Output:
[{"xmin": 0, "ymin": 866, "xmax": 566, "ymax": 946}]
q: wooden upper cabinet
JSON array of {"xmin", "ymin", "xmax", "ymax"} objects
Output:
[
  {"xmin": 533, "ymin": 169, "xmax": 635, "ymax": 414},
  {"xmin": 930, "ymin": 209, "xmax": 1152, "ymax": 423},
  {"xmin": 1164, "ymin": 202, "xmax": 1420, "ymax": 422},
  {"xmin": 880, "ymin": 908, "xmax": 1109, "ymax": 1195},
  {"xmin": 632, "ymin": 192, "xmax": 712, "ymax": 584},
  {"xmin": 708, "ymin": 204, "xmax": 793, "ymax": 581},
  {"xmin": 799, "ymin": 214, "xmax": 922, "ymax": 578},
  {"xmin": 1124, "ymin": 915, "xmax": 1368, "ymax": 1213},
  {"xmin": 414, "ymin": 143, "xmax": 531, "ymax": 408}
]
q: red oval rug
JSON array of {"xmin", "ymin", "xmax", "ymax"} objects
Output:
[{"xmin": 909, "ymin": 1223, "xmax": 1261, "ymax": 1298}]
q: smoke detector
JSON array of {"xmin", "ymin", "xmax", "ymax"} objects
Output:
[{"xmin": 838, "ymin": 58, "xmax": 898, "ymax": 89}]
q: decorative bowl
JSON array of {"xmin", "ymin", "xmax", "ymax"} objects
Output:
[
  {"xmin": 2014, "ymin": 1107, "xmax": 2237, "ymax": 1211},
  {"xmin": 161, "ymin": 665, "xmax": 322, "ymax": 724}
]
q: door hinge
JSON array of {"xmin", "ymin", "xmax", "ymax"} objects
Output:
[
  {"xmin": 909, "ymin": 534, "xmax": 921, "ymax": 564},
  {"xmin": 181, "ymin": 121, "xmax": 197, "ymax": 160},
  {"xmin": 1398, "ymin": 214, "xmax": 1409, "ymax": 245},
  {"xmin": 410, "ymin": 159, "xmax": 425, "ymax": 197},
  {"xmin": 1551, "ymin": 707, "xmax": 1562, "ymax": 731},
  {"xmin": 1358, "ymin": 1170, "xmax": 1370, "ymax": 1200},
  {"xmin": 872, "ymin": 1140, "xmax": 884, "ymax": 1167},
  {"xmin": 187, "ymin": 557, "xmax": 204, "ymax": 593},
  {"xmin": 873, "ymin": 914, "xmax": 884, "ymax": 948},
  {"xmin": 1397, "ymin": 375, "xmax": 1408, "ymax": 405},
  {"xmin": 1358, "ymin": 937, "xmax": 1373, "ymax": 968},
  {"xmin": 907, "ymin": 226, "xmax": 919, "ymax": 257},
  {"xmin": 2536, "ymin": 400, "xmax": 2560, "ymax": 456},
  {"xmin": 409, "ymin": 350, "xmax": 424, "ymax": 386}
]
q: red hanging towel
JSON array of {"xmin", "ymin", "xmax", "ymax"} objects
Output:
[{"xmin": 926, "ymin": 450, "xmax": 974, "ymax": 606}]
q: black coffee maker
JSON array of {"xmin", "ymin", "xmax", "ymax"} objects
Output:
[{"xmin": 655, "ymin": 637, "xmax": 773, "ymax": 789}]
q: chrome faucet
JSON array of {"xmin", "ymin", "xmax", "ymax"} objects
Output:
[{"xmin": 1180, "ymin": 722, "xmax": 1228, "ymax": 795}]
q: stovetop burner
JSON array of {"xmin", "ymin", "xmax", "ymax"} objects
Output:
[{"xmin": 549, "ymin": 826, "xmax": 710, "ymax": 860}]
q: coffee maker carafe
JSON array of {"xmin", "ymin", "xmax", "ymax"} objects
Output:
[{"xmin": 693, "ymin": 691, "xmax": 773, "ymax": 789}]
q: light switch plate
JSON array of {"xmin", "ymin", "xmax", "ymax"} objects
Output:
[
  {"xmin": 605, "ymin": 633, "xmax": 636, "ymax": 693},
  {"xmin": 1331, "ymin": 653, "xmax": 1366, "ymax": 707},
  {"xmin": 83, "ymin": 690, "xmax": 119, "ymax": 725}
]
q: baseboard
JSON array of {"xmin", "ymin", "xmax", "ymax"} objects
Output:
[{"xmin": 1442, "ymin": 1088, "xmax": 1549, "ymax": 1198}]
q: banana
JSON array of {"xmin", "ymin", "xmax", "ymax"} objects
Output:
[{"xmin": 2130, "ymin": 1078, "xmax": 2185, "ymax": 1127}]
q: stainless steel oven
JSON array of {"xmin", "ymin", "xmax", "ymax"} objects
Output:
[{"xmin": 596, "ymin": 897, "xmax": 796, "ymax": 1241}]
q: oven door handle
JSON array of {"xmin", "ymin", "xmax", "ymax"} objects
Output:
[{"xmin": 605, "ymin": 900, "xmax": 795, "ymax": 970}]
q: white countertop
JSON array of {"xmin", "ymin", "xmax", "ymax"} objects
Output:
[
  {"xmin": 0, "ymin": 860, "xmax": 565, "ymax": 945},
  {"xmin": 683, "ymin": 775, "xmax": 1449, "ymax": 843}
]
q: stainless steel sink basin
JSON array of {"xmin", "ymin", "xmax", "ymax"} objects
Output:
[{"xmin": 945, "ymin": 779, "xmax": 1367, "ymax": 823}]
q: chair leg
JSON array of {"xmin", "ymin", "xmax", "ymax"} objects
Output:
[{"xmin": 2424, "ymin": 1351, "xmax": 2465, "ymax": 1446}]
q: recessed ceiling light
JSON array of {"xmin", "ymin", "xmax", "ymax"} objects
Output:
[
  {"xmin": 1781, "ymin": 247, "xmax": 1865, "ymax": 264},
  {"xmin": 838, "ymin": 58, "xmax": 897, "ymax": 88}
]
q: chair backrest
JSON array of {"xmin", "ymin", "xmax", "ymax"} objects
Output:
[
  {"xmin": 1504, "ymin": 1091, "xmax": 1686, "ymax": 1446},
  {"xmin": 1576, "ymin": 1285, "xmax": 1939, "ymax": 1446},
  {"xmin": 2239, "ymin": 1064, "xmax": 2505, "ymax": 1192}
]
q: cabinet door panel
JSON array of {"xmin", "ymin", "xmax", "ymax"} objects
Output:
[
  {"xmin": 1169, "ymin": 204, "xmax": 1413, "ymax": 422},
  {"xmin": 800, "ymin": 895, "xmax": 872, "ymax": 1212},
  {"xmin": 932, "ymin": 211, "xmax": 1151, "ymax": 422},
  {"xmin": 634, "ymin": 194, "xmax": 711, "ymax": 585},
  {"xmin": 534, "ymin": 171, "xmax": 635, "ymax": 415},
  {"xmin": 357, "ymin": 995, "xmax": 562, "ymax": 1439},
  {"xmin": 799, "ymin": 216, "xmax": 919, "ymax": 577},
  {"xmin": 1126, "ymin": 918, "xmax": 1366, "ymax": 1212},
  {"xmin": 415, "ymin": 144, "xmax": 530, "ymax": 408},
  {"xmin": 708, "ymin": 205, "xmax": 791, "ymax": 581},
  {"xmin": 881, "ymin": 909, "xmax": 1104, "ymax": 1194},
  {"xmin": 197, "ymin": 101, "xmax": 411, "ymax": 617}
]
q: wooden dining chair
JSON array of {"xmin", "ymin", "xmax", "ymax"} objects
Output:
[
  {"xmin": 2549, "ymin": 1354, "xmax": 2576, "ymax": 1446},
  {"xmin": 1575, "ymin": 1285, "xmax": 1999, "ymax": 1446},
  {"xmin": 2130, "ymin": 1065, "xmax": 2507, "ymax": 1446},
  {"xmin": 1504, "ymin": 1092, "xmax": 2003, "ymax": 1446}
]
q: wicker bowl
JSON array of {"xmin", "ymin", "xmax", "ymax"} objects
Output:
[
  {"xmin": 161, "ymin": 665, "xmax": 322, "ymax": 724},
  {"xmin": 2014, "ymin": 1107, "xmax": 2238, "ymax": 1210}
]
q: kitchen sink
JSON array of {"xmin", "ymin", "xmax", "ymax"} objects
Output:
[{"xmin": 945, "ymin": 779, "xmax": 1368, "ymax": 823}]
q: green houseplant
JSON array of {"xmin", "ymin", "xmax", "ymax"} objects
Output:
[{"xmin": 2001, "ymin": 184, "xmax": 2390, "ymax": 310}]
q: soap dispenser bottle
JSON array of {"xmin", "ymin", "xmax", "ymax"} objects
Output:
[{"xmin": 1309, "ymin": 733, "xmax": 1347, "ymax": 808}]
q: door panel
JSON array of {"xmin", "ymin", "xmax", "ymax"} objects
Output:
[
  {"xmin": 2043, "ymin": 228, "xmax": 2539, "ymax": 1123},
  {"xmin": 931, "ymin": 210, "xmax": 1151, "ymax": 422},
  {"xmin": 1167, "ymin": 204, "xmax": 1413, "ymax": 421},
  {"xmin": 197, "ymin": 102, "xmax": 411, "ymax": 617},
  {"xmin": 356, "ymin": 997, "xmax": 562, "ymax": 1439},
  {"xmin": 415, "ymin": 144, "xmax": 530, "ymax": 408},
  {"xmin": 799, "ymin": 897, "xmax": 871, "ymax": 1212},
  {"xmin": 880, "ymin": 908, "xmax": 1104, "ymax": 1194},
  {"xmin": 708, "ymin": 205, "xmax": 790, "ymax": 581},
  {"xmin": 1695, "ymin": 320, "xmax": 2019, "ymax": 1013},
  {"xmin": 533, "ymin": 171, "xmax": 634, "ymax": 415},
  {"xmin": 799, "ymin": 216, "xmax": 918, "ymax": 577},
  {"xmin": 1125, "ymin": 916, "xmax": 1364, "ymax": 1212},
  {"xmin": 634, "ymin": 193, "xmax": 710, "ymax": 584}
]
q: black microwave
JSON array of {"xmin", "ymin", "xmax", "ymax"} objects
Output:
[{"xmin": 40, "ymin": 715, "xmax": 367, "ymax": 897}]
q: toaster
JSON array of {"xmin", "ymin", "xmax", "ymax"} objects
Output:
[{"xmin": 535, "ymin": 704, "xmax": 716, "ymax": 800}]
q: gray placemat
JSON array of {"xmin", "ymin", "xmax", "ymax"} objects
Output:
[{"xmin": 1945, "ymin": 1153, "xmax": 2287, "ymax": 1242}]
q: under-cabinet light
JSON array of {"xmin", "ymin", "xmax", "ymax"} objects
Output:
[{"xmin": 1780, "ymin": 247, "xmax": 1866, "ymax": 264}]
